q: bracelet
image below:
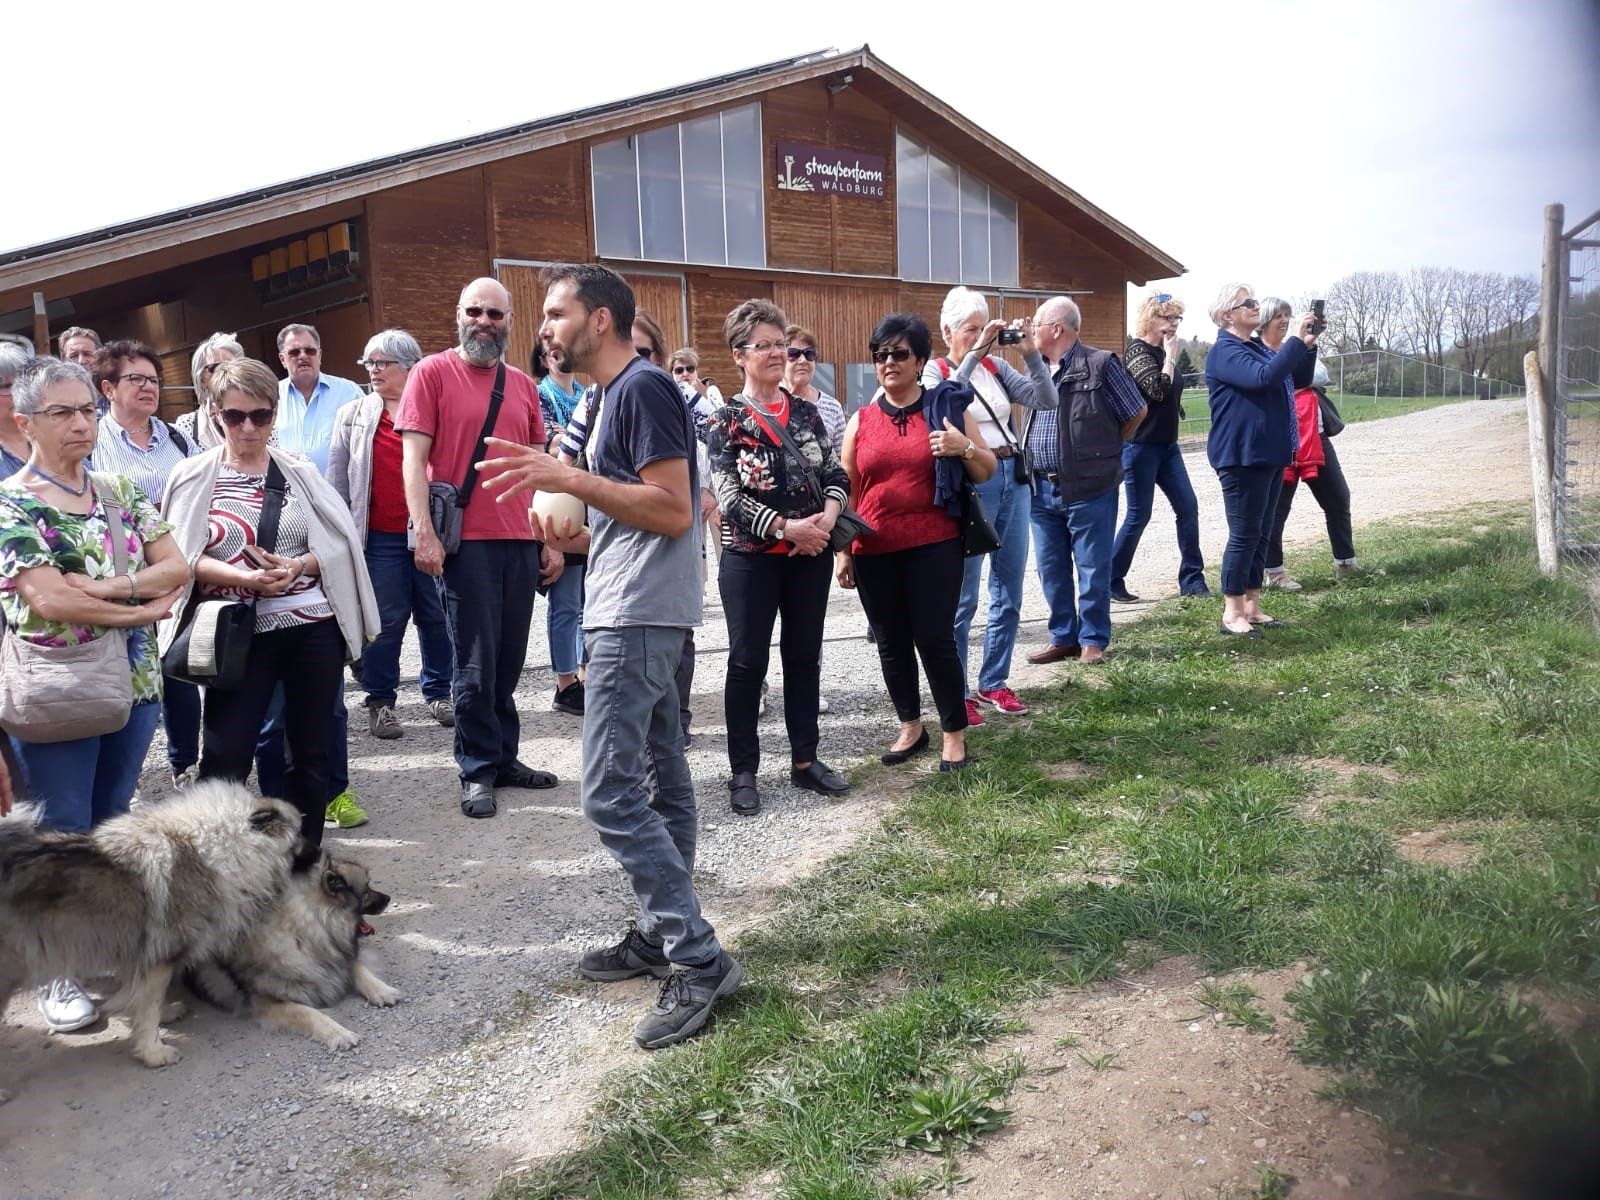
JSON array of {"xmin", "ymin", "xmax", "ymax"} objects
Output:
[{"xmin": 128, "ymin": 574, "xmax": 140, "ymax": 603}]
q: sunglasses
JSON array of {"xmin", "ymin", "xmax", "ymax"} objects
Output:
[
  {"xmin": 1230, "ymin": 298, "xmax": 1260, "ymax": 311},
  {"xmin": 635, "ymin": 346, "xmax": 654, "ymax": 359},
  {"xmin": 671, "ymin": 364, "xmax": 695, "ymax": 375},
  {"xmin": 217, "ymin": 407, "xmax": 275, "ymax": 428},
  {"xmin": 872, "ymin": 347, "xmax": 914, "ymax": 364},
  {"xmin": 1153, "ymin": 293, "xmax": 1172, "ymax": 304},
  {"xmin": 462, "ymin": 306, "xmax": 507, "ymax": 321},
  {"xmin": 283, "ymin": 347, "xmax": 319, "ymax": 358},
  {"xmin": 786, "ymin": 346, "xmax": 818, "ymax": 362}
]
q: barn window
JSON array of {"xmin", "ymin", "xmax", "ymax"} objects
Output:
[
  {"xmin": 895, "ymin": 132, "xmax": 1019, "ymax": 287},
  {"xmin": 592, "ymin": 103, "xmax": 766, "ymax": 268}
]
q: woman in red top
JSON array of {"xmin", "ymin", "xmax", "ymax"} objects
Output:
[{"xmin": 837, "ymin": 313, "xmax": 995, "ymax": 770}]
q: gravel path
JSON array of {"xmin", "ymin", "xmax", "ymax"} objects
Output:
[{"xmin": 0, "ymin": 399, "xmax": 1530, "ymax": 1200}]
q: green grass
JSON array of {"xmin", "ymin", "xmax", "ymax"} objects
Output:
[
  {"xmin": 502, "ymin": 507, "xmax": 1600, "ymax": 1200},
  {"xmin": 1177, "ymin": 387, "xmax": 1505, "ymax": 433}
]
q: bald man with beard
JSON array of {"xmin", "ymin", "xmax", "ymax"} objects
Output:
[{"xmin": 398, "ymin": 278, "xmax": 565, "ymax": 817}]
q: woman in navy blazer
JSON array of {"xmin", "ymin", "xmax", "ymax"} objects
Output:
[{"xmin": 1204, "ymin": 283, "xmax": 1321, "ymax": 637}]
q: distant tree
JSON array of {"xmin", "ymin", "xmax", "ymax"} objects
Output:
[
  {"xmin": 1406, "ymin": 266, "xmax": 1453, "ymax": 363},
  {"xmin": 1326, "ymin": 270, "xmax": 1407, "ymax": 353}
]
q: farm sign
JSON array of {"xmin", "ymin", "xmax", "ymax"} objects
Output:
[{"xmin": 774, "ymin": 142, "xmax": 887, "ymax": 199}]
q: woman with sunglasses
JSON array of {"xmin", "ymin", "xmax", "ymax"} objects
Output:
[
  {"xmin": 837, "ymin": 314, "xmax": 995, "ymax": 771},
  {"xmin": 706, "ymin": 300, "xmax": 851, "ymax": 816},
  {"xmin": 1204, "ymin": 283, "xmax": 1319, "ymax": 637},
  {"xmin": 0, "ymin": 357, "xmax": 188, "ymax": 1034},
  {"xmin": 782, "ymin": 326, "xmax": 845, "ymax": 452},
  {"xmin": 176, "ymin": 331, "xmax": 246, "ymax": 451},
  {"xmin": 161, "ymin": 358, "xmax": 378, "ymax": 848}
]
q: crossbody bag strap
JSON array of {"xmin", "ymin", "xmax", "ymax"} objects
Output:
[
  {"xmin": 740, "ymin": 396, "xmax": 825, "ymax": 508},
  {"xmin": 966, "ymin": 370, "xmax": 1023, "ymax": 454},
  {"xmin": 457, "ymin": 359, "xmax": 508, "ymax": 510},
  {"xmin": 96, "ymin": 482, "xmax": 131, "ymax": 579},
  {"xmin": 255, "ymin": 459, "xmax": 290, "ymax": 556}
]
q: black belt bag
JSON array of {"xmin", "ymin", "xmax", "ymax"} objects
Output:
[{"xmin": 408, "ymin": 361, "xmax": 506, "ymax": 557}]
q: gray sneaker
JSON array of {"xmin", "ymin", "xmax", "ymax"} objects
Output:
[
  {"xmin": 38, "ymin": 977, "xmax": 98, "ymax": 1033},
  {"xmin": 428, "ymin": 698, "xmax": 455, "ymax": 727},
  {"xmin": 634, "ymin": 951, "xmax": 743, "ymax": 1050},
  {"xmin": 578, "ymin": 923, "xmax": 671, "ymax": 982},
  {"xmin": 368, "ymin": 704, "xmax": 403, "ymax": 740}
]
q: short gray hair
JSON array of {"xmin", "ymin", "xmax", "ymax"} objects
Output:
[
  {"xmin": 938, "ymin": 286, "xmax": 990, "ymax": 340},
  {"xmin": 191, "ymin": 331, "xmax": 246, "ymax": 400},
  {"xmin": 1209, "ymin": 283, "xmax": 1252, "ymax": 328},
  {"xmin": 12, "ymin": 357, "xmax": 95, "ymax": 415},
  {"xmin": 56, "ymin": 326, "xmax": 101, "ymax": 353},
  {"xmin": 1038, "ymin": 296, "xmax": 1082, "ymax": 331},
  {"xmin": 0, "ymin": 342, "xmax": 30, "ymax": 385},
  {"xmin": 276, "ymin": 323, "xmax": 321, "ymax": 352},
  {"xmin": 362, "ymin": 329, "xmax": 423, "ymax": 369},
  {"xmin": 1256, "ymin": 296, "xmax": 1292, "ymax": 332}
]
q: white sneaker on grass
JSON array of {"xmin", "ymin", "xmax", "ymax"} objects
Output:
[{"xmin": 39, "ymin": 978, "xmax": 98, "ymax": 1033}]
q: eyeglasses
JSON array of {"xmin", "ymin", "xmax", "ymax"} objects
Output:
[
  {"xmin": 635, "ymin": 346, "xmax": 654, "ymax": 359},
  {"xmin": 199, "ymin": 362, "xmax": 226, "ymax": 376},
  {"xmin": 462, "ymin": 306, "xmax": 507, "ymax": 321},
  {"xmin": 671, "ymin": 364, "xmax": 695, "ymax": 376},
  {"xmin": 116, "ymin": 372, "xmax": 160, "ymax": 388},
  {"xmin": 786, "ymin": 346, "xmax": 818, "ymax": 362},
  {"xmin": 34, "ymin": 403, "xmax": 98, "ymax": 420},
  {"xmin": 216, "ymin": 407, "xmax": 275, "ymax": 428},
  {"xmin": 283, "ymin": 347, "xmax": 319, "ymax": 358},
  {"xmin": 872, "ymin": 347, "xmax": 915, "ymax": 364},
  {"xmin": 737, "ymin": 339, "xmax": 789, "ymax": 355},
  {"xmin": 1229, "ymin": 298, "xmax": 1260, "ymax": 311},
  {"xmin": 360, "ymin": 358, "xmax": 402, "ymax": 371}
]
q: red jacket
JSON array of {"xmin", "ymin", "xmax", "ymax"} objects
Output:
[{"xmin": 1285, "ymin": 386, "xmax": 1327, "ymax": 483}]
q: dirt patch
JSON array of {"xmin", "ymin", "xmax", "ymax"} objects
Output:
[
  {"xmin": 1394, "ymin": 828, "xmax": 1478, "ymax": 869},
  {"xmin": 1296, "ymin": 756, "xmax": 1402, "ymax": 786},
  {"xmin": 954, "ymin": 960, "xmax": 1498, "ymax": 1200},
  {"xmin": 1042, "ymin": 761, "xmax": 1100, "ymax": 782}
]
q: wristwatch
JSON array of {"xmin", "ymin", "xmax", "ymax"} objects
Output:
[{"xmin": 962, "ymin": 442, "xmax": 975, "ymax": 461}]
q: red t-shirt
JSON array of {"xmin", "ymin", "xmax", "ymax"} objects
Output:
[
  {"xmin": 368, "ymin": 409, "xmax": 410, "ymax": 534},
  {"xmin": 851, "ymin": 397, "xmax": 959, "ymax": 555},
  {"xmin": 396, "ymin": 352, "xmax": 546, "ymax": 541}
]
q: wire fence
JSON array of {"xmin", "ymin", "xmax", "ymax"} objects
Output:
[{"xmin": 1554, "ymin": 208, "xmax": 1600, "ymax": 584}]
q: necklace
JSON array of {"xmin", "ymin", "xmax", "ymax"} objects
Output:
[{"xmin": 27, "ymin": 463, "xmax": 91, "ymax": 497}]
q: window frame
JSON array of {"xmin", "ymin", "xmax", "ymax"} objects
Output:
[
  {"xmin": 591, "ymin": 102, "xmax": 767, "ymax": 270},
  {"xmin": 895, "ymin": 130, "xmax": 1019, "ymax": 287}
]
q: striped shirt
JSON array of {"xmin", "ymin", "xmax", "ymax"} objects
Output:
[
  {"xmin": 198, "ymin": 465, "xmax": 333, "ymax": 632},
  {"xmin": 92, "ymin": 415, "xmax": 194, "ymax": 507}
]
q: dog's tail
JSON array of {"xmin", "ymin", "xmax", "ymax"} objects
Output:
[{"xmin": 185, "ymin": 961, "xmax": 250, "ymax": 1015}]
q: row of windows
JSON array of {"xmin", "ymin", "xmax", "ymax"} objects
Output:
[{"xmin": 590, "ymin": 107, "xmax": 1021, "ymax": 285}]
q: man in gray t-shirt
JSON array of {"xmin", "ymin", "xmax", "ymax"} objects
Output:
[{"xmin": 477, "ymin": 264, "xmax": 740, "ymax": 1053}]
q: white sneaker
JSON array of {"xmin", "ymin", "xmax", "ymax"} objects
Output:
[
  {"xmin": 39, "ymin": 978, "xmax": 98, "ymax": 1033},
  {"xmin": 818, "ymin": 694, "xmax": 831, "ymax": 714},
  {"xmin": 171, "ymin": 766, "xmax": 198, "ymax": 790},
  {"xmin": 1265, "ymin": 571, "xmax": 1303, "ymax": 592}
]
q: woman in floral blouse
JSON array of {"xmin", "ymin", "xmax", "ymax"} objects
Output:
[
  {"xmin": 0, "ymin": 357, "xmax": 188, "ymax": 1033},
  {"xmin": 707, "ymin": 300, "xmax": 851, "ymax": 817}
]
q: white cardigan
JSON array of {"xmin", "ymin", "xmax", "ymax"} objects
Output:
[{"xmin": 158, "ymin": 446, "xmax": 381, "ymax": 662}]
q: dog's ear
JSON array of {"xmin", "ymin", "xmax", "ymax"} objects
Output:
[
  {"xmin": 249, "ymin": 806, "xmax": 285, "ymax": 832},
  {"xmin": 324, "ymin": 867, "xmax": 349, "ymax": 896}
]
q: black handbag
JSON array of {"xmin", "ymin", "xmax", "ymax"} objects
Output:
[
  {"xmin": 408, "ymin": 360, "xmax": 507, "ymax": 556},
  {"xmin": 739, "ymin": 397, "xmax": 875, "ymax": 552},
  {"xmin": 162, "ymin": 460, "xmax": 288, "ymax": 690},
  {"xmin": 1318, "ymin": 391, "xmax": 1345, "ymax": 437},
  {"xmin": 959, "ymin": 478, "xmax": 1001, "ymax": 558}
]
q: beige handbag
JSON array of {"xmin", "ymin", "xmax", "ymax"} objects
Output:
[{"xmin": 0, "ymin": 499, "xmax": 135, "ymax": 743}]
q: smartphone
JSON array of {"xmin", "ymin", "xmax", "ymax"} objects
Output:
[
  {"xmin": 1310, "ymin": 298, "xmax": 1327, "ymax": 336},
  {"xmin": 240, "ymin": 544, "xmax": 272, "ymax": 569}
]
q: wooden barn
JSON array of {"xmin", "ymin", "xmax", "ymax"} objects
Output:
[{"xmin": 0, "ymin": 47, "xmax": 1181, "ymax": 419}]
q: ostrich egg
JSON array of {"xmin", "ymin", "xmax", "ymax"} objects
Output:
[{"xmin": 531, "ymin": 490, "xmax": 588, "ymax": 534}]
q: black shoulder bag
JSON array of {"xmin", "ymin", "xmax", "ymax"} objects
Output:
[
  {"xmin": 162, "ymin": 460, "xmax": 288, "ymax": 689},
  {"xmin": 408, "ymin": 360, "xmax": 507, "ymax": 556},
  {"xmin": 739, "ymin": 397, "xmax": 874, "ymax": 552}
]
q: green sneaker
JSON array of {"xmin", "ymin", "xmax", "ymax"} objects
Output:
[{"xmin": 325, "ymin": 791, "xmax": 369, "ymax": 829}]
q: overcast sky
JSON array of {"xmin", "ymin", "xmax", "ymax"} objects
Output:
[{"xmin": 7, "ymin": 0, "xmax": 1597, "ymax": 338}]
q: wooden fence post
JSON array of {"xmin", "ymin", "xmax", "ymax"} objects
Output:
[{"xmin": 1525, "ymin": 351, "xmax": 1558, "ymax": 577}]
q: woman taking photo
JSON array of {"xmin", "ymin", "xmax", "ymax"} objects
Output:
[
  {"xmin": 0, "ymin": 357, "xmax": 187, "ymax": 1032},
  {"xmin": 838, "ymin": 314, "xmax": 995, "ymax": 770},
  {"xmin": 708, "ymin": 300, "xmax": 851, "ymax": 816},
  {"xmin": 922, "ymin": 287, "xmax": 1054, "ymax": 724},
  {"xmin": 328, "ymin": 330, "xmax": 455, "ymax": 739},
  {"xmin": 162, "ymin": 358, "xmax": 377, "ymax": 848},
  {"xmin": 1204, "ymin": 285, "xmax": 1318, "ymax": 637}
]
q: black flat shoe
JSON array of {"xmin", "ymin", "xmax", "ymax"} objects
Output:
[
  {"xmin": 729, "ymin": 771, "xmax": 761, "ymax": 816},
  {"xmin": 1251, "ymin": 618, "xmax": 1288, "ymax": 629},
  {"xmin": 1218, "ymin": 623, "xmax": 1264, "ymax": 640},
  {"xmin": 791, "ymin": 760, "xmax": 849, "ymax": 795},
  {"xmin": 1110, "ymin": 587, "xmax": 1140, "ymax": 603},
  {"xmin": 460, "ymin": 779, "xmax": 497, "ymax": 818},
  {"xmin": 939, "ymin": 756, "xmax": 975, "ymax": 772},
  {"xmin": 880, "ymin": 728, "xmax": 930, "ymax": 765},
  {"xmin": 496, "ymin": 760, "xmax": 559, "ymax": 789}
]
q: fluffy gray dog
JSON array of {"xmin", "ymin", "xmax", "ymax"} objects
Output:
[{"xmin": 0, "ymin": 781, "xmax": 303, "ymax": 1099}]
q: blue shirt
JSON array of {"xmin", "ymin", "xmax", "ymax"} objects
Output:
[
  {"xmin": 276, "ymin": 373, "xmax": 364, "ymax": 475},
  {"xmin": 1204, "ymin": 330, "xmax": 1306, "ymax": 469},
  {"xmin": 91, "ymin": 414, "xmax": 193, "ymax": 507}
]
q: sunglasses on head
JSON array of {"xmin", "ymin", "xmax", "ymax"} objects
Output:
[
  {"xmin": 462, "ymin": 306, "xmax": 507, "ymax": 321},
  {"xmin": 1153, "ymin": 293, "xmax": 1172, "ymax": 304},
  {"xmin": 872, "ymin": 347, "xmax": 914, "ymax": 364},
  {"xmin": 786, "ymin": 346, "xmax": 818, "ymax": 362},
  {"xmin": 217, "ymin": 407, "xmax": 275, "ymax": 428}
]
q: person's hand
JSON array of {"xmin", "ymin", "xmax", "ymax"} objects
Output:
[
  {"xmin": 478, "ymin": 437, "xmax": 568, "ymax": 503},
  {"xmin": 252, "ymin": 566, "xmax": 301, "ymax": 597},
  {"xmin": 412, "ymin": 526, "xmax": 445, "ymax": 578},
  {"xmin": 1162, "ymin": 332, "xmax": 1180, "ymax": 362},
  {"xmin": 835, "ymin": 551, "xmax": 856, "ymax": 589},
  {"xmin": 1017, "ymin": 316, "xmax": 1038, "ymax": 357},
  {"xmin": 699, "ymin": 488, "xmax": 718, "ymax": 524},
  {"xmin": 929, "ymin": 417, "xmax": 972, "ymax": 458},
  {"xmin": 0, "ymin": 750, "xmax": 12, "ymax": 816},
  {"xmin": 134, "ymin": 586, "xmax": 185, "ymax": 624},
  {"xmin": 1296, "ymin": 313, "xmax": 1320, "ymax": 345},
  {"xmin": 539, "ymin": 541, "xmax": 565, "ymax": 587},
  {"xmin": 63, "ymin": 573, "xmax": 118, "ymax": 601},
  {"xmin": 530, "ymin": 511, "xmax": 590, "ymax": 555},
  {"xmin": 781, "ymin": 515, "xmax": 830, "ymax": 557},
  {"xmin": 975, "ymin": 318, "xmax": 1007, "ymax": 354}
]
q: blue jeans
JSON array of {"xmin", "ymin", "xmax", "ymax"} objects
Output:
[
  {"xmin": 1111, "ymin": 442, "xmax": 1208, "ymax": 595},
  {"xmin": 581, "ymin": 625, "xmax": 719, "ymax": 966},
  {"xmin": 546, "ymin": 557, "xmax": 586, "ymax": 677},
  {"xmin": 954, "ymin": 466, "xmax": 1031, "ymax": 694},
  {"xmin": 360, "ymin": 530, "xmax": 453, "ymax": 707},
  {"xmin": 11, "ymin": 700, "xmax": 162, "ymax": 832},
  {"xmin": 1029, "ymin": 481, "xmax": 1117, "ymax": 649},
  {"xmin": 1216, "ymin": 464, "xmax": 1285, "ymax": 596},
  {"xmin": 162, "ymin": 678, "xmax": 201, "ymax": 775}
]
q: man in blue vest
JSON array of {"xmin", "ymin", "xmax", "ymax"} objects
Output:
[{"xmin": 1021, "ymin": 297, "xmax": 1147, "ymax": 666}]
